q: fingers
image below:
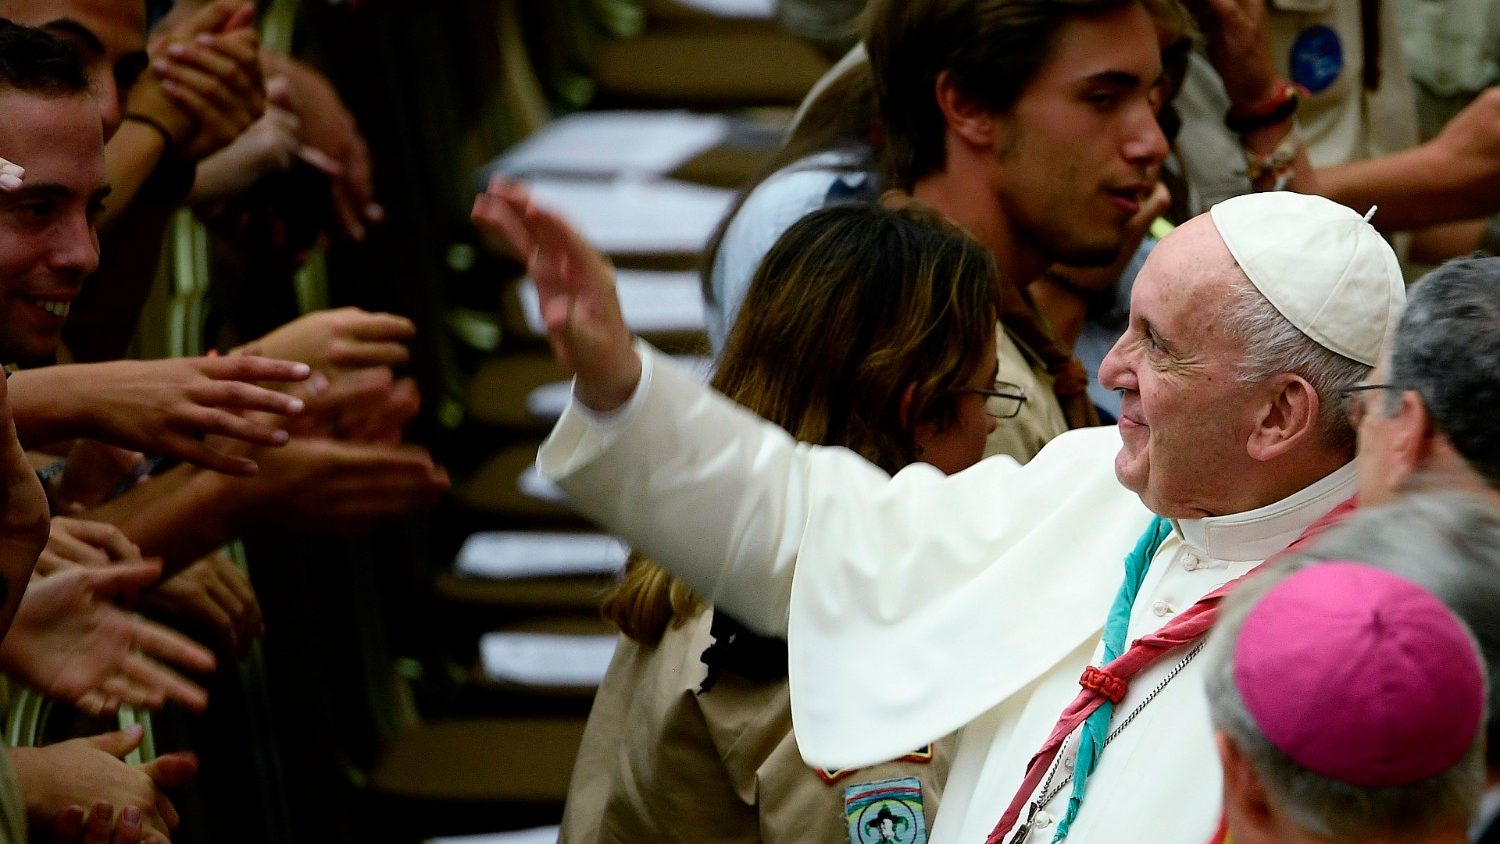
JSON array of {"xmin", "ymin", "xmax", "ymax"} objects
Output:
[
  {"xmin": 178, "ymin": 0, "xmax": 249, "ymax": 37},
  {"xmin": 471, "ymin": 175, "xmax": 536, "ymax": 258},
  {"xmin": 84, "ymin": 725, "xmax": 146, "ymax": 760},
  {"xmin": 0, "ymin": 157, "xmax": 23, "ymax": 191},
  {"xmin": 156, "ymin": 436, "xmax": 258, "ymax": 477},
  {"xmin": 199, "ymin": 354, "xmax": 312, "ymax": 386},
  {"xmin": 47, "ymin": 521, "xmax": 112, "ymax": 566},
  {"xmin": 119, "ymin": 650, "xmax": 209, "ymax": 712},
  {"xmin": 175, "ymin": 404, "xmax": 291, "ymax": 448},
  {"xmin": 211, "ymin": 557, "xmax": 263, "ymax": 642},
  {"xmin": 130, "ymin": 614, "xmax": 218, "ymax": 675},
  {"xmin": 113, "ymin": 805, "xmax": 143, "ymax": 844},
  {"xmin": 58, "ymin": 519, "xmax": 141, "ymax": 563},
  {"xmin": 325, "ymin": 338, "xmax": 409, "ymax": 369},
  {"xmin": 82, "ymin": 560, "xmax": 164, "ymax": 605},
  {"xmin": 346, "ymin": 311, "xmax": 417, "ymax": 342},
  {"xmin": 141, "ymin": 752, "xmax": 198, "ymax": 792},
  {"xmin": 47, "ymin": 804, "xmax": 85, "ymax": 843},
  {"xmin": 83, "ymin": 802, "xmax": 113, "ymax": 844}
]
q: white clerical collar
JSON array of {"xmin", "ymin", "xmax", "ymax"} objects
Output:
[{"xmin": 1172, "ymin": 461, "xmax": 1359, "ymax": 561}]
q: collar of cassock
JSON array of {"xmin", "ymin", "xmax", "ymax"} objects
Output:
[{"xmin": 1172, "ymin": 461, "xmax": 1359, "ymax": 562}]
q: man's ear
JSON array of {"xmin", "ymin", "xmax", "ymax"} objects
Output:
[
  {"xmin": 935, "ymin": 70, "xmax": 999, "ymax": 149},
  {"xmin": 1217, "ymin": 732, "xmax": 1275, "ymax": 840},
  {"xmin": 1382, "ymin": 390, "xmax": 1436, "ymax": 490},
  {"xmin": 1245, "ymin": 374, "xmax": 1318, "ymax": 462}
]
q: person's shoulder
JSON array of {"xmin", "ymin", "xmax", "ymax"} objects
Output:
[{"xmin": 737, "ymin": 149, "xmax": 870, "ymax": 219}]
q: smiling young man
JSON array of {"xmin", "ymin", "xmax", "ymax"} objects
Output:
[
  {"xmin": 472, "ymin": 180, "xmax": 1402, "ymax": 841},
  {"xmin": 0, "ymin": 50, "xmax": 108, "ymax": 364}
]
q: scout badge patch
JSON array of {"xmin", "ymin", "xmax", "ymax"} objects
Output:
[{"xmin": 844, "ymin": 777, "xmax": 928, "ymax": 844}]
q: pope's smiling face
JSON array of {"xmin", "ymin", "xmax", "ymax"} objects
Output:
[{"xmin": 1097, "ymin": 215, "xmax": 1267, "ymax": 517}]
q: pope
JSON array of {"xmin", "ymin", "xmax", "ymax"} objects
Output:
[{"xmin": 470, "ymin": 182, "xmax": 1404, "ymax": 843}]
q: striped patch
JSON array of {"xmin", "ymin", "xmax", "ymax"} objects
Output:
[
  {"xmin": 844, "ymin": 776, "xmax": 927, "ymax": 844},
  {"xmin": 817, "ymin": 745, "xmax": 934, "ymax": 785}
]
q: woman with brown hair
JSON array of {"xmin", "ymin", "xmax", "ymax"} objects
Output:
[{"xmin": 548, "ymin": 201, "xmax": 1009, "ymax": 842}]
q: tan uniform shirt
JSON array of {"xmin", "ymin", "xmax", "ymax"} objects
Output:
[
  {"xmin": 989, "ymin": 326, "xmax": 1069, "ymax": 463},
  {"xmin": 560, "ymin": 607, "xmax": 952, "ymax": 843},
  {"xmin": 1175, "ymin": 0, "xmax": 1419, "ymax": 209}
]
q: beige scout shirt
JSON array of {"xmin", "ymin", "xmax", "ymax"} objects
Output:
[
  {"xmin": 989, "ymin": 326, "xmax": 1069, "ymax": 464},
  {"xmin": 560, "ymin": 607, "xmax": 953, "ymax": 843},
  {"xmin": 538, "ymin": 345, "xmax": 1358, "ymax": 843},
  {"xmin": 1175, "ymin": 0, "xmax": 1419, "ymax": 209}
]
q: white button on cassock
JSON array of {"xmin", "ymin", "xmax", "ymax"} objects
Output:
[{"xmin": 1152, "ymin": 600, "xmax": 1174, "ymax": 617}]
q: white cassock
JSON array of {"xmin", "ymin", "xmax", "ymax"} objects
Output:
[{"xmin": 539, "ymin": 346, "xmax": 1357, "ymax": 843}]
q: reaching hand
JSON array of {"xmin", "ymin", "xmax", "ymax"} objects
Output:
[
  {"xmin": 35, "ymin": 518, "xmax": 142, "ymax": 577},
  {"xmin": 15, "ymin": 725, "xmax": 195, "ymax": 844},
  {"xmin": 265, "ymin": 53, "xmax": 382, "ymax": 241},
  {"xmin": 1, "ymin": 561, "xmax": 215, "ymax": 714},
  {"xmin": 188, "ymin": 76, "xmax": 302, "ymax": 207},
  {"xmin": 470, "ymin": 176, "xmax": 640, "ymax": 411},
  {"xmin": 1186, "ymin": 0, "xmax": 1278, "ymax": 110},
  {"xmin": 237, "ymin": 307, "xmax": 415, "ymax": 374},
  {"xmin": 149, "ymin": 0, "xmax": 265, "ymax": 161},
  {"xmin": 140, "ymin": 552, "xmax": 261, "ymax": 662},
  {"xmin": 52, "ymin": 443, "xmax": 149, "ymax": 515},
  {"xmin": 29, "ymin": 356, "xmax": 313, "ymax": 476},
  {"xmin": 239, "ymin": 435, "xmax": 448, "ymax": 529}
]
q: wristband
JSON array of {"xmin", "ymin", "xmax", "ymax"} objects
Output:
[
  {"xmin": 1244, "ymin": 119, "xmax": 1304, "ymax": 190},
  {"xmin": 1226, "ymin": 80, "xmax": 1305, "ymax": 134},
  {"xmin": 123, "ymin": 112, "xmax": 179, "ymax": 160}
]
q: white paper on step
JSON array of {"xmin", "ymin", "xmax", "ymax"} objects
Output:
[
  {"xmin": 522, "ymin": 177, "xmax": 734, "ymax": 255},
  {"xmin": 427, "ymin": 825, "xmax": 560, "ymax": 844},
  {"xmin": 480, "ymin": 633, "xmax": 618, "ymax": 686},
  {"xmin": 676, "ymin": 0, "xmax": 775, "ymax": 17},
  {"xmin": 454, "ymin": 532, "xmax": 628, "ymax": 579},
  {"xmin": 495, "ymin": 111, "xmax": 729, "ymax": 178}
]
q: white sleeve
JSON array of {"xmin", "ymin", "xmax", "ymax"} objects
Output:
[{"xmin": 538, "ymin": 344, "xmax": 1154, "ymax": 765}]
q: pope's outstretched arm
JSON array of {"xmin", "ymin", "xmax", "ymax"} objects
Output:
[
  {"xmin": 471, "ymin": 177, "xmax": 807, "ymax": 632},
  {"xmin": 470, "ymin": 177, "xmax": 641, "ymax": 413},
  {"xmin": 470, "ymin": 180, "xmax": 1145, "ymax": 764}
]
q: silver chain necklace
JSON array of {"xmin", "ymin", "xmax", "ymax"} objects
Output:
[{"xmin": 1010, "ymin": 638, "xmax": 1208, "ymax": 844}]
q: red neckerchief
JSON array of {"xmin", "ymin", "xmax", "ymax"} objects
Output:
[{"xmin": 986, "ymin": 496, "xmax": 1360, "ymax": 844}]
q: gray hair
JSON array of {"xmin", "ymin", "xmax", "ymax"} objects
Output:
[
  {"xmin": 1297, "ymin": 491, "xmax": 1500, "ymax": 771},
  {"xmin": 1204, "ymin": 492, "xmax": 1494, "ymax": 838},
  {"xmin": 1221, "ymin": 270, "xmax": 1370, "ymax": 451},
  {"xmin": 1385, "ymin": 256, "xmax": 1500, "ymax": 491}
]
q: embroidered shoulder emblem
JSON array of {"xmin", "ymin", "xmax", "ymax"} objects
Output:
[
  {"xmin": 844, "ymin": 776, "xmax": 928, "ymax": 844},
  {"xmin": 817, "ymin": 745, "xmax": 934, "ymax": 785}
]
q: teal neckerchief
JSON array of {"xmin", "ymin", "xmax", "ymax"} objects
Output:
[{"xmin": 1053, "ymin": 515, "xmax": 1172, "ymax": 841}]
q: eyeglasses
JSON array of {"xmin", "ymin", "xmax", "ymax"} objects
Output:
[
  {"xmin": 965, "ymin": 380, "xmax": 1028, "ymax": 419},
  {"xmin": 1338, "ymin": 383, "xmax": 1396, "ymax": 428}
]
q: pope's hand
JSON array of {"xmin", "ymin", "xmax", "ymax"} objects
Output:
[{"xmin": 470, "ymin": 176, "xmax": 640, "ymax": 412}]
